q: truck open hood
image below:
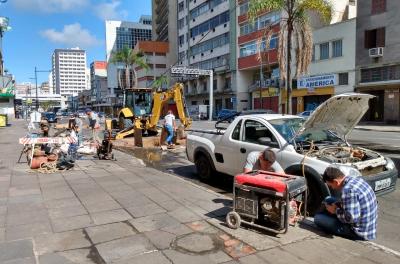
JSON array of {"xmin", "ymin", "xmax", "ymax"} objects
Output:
[{"xmin": 300, "ymin": 93, "xmax": 374, "ymax": 139}]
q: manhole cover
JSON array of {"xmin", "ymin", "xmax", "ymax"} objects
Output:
[{"xmin": 174, "ymin": 233, "xmax": 221, "ymax": 254}]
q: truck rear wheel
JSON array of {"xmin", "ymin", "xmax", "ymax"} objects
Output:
[{"xmin": 195, "ymin": 154, "xmax": 214, "ymax": 181}]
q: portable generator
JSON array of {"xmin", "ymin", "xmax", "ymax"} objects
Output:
[{"xmin": 226, "ymin": 170, "xmax": 307, "ymax": 234}]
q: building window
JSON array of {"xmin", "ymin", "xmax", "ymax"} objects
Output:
[
  {"xmin": 178, "ymin": 1, "xmax": 184, "ymax": 12},
  {"xmin": 360, "ymin": 65, "xmax": 400, "ymax": 83},
  {"xmin": 332, "ymin": 39, "xmax": 343, "ymax": 57},
  {"xmin": 179, "ymin": 35, "xmax": 184, "ymax": 45},
  {"xmin": 239, "ymin": 2, "xmax": 249, "ymax": 15},
  {"xmin": 178, "ymin": 18, "xmax": 185, "ymax": 29},
  {"xmin": 338, "ymin": 72, "xmax": 348, "ymax": 85},
  {"xmin": 364, "ymin": 28, "xmax": 385, "ymax": 48},
  {"xmin": 371, "ymin": 0, "xmax": 386, "ymax": 14},
  {"xmin": 190, "ymin": 11, "xmax": 230, "ymax": 38},
  {"xmin": 213, "ymin": 79, "xmax": 217, "ymax": 90},
  {"xmin": 312, "ymin": 45, "xmax": 315, "ymax": 61},
  {"xmin": 319, "ymin": 42, "xmax": 329, "ymax": 60}
]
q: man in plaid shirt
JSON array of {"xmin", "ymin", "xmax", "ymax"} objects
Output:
[{"xmin": 314, "ymin": 166, "xmax": 378, "ymax": 240}]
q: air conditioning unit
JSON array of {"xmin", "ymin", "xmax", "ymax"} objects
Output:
[{"xmin": 369, "ymin": 47, "xmax": 384, "ymax": 58}]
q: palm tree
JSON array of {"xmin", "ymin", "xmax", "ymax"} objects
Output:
[
  {"xmin": 249, "ymin": 0, "xmax": 332, "ymax": 114},
  {"xmin": 110, "ymin": 46, "xmax": 149, "ymax": 107},
  {"xmin": 151, "ymin": 75, "xmax": 169, "ymax": 92}
]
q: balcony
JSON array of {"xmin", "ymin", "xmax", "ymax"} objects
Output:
[
  {"xmin": 238, "ymin": 50, "xmax": 278, "ymax": 70},
  {"xmin": 238, "ymin": 24, "xmax": 280, "ymax": 45}
]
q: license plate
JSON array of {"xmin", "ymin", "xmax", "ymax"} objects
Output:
[{"xmin": 375, "ymin": 178, "xmax": 391, "ymax": 191}]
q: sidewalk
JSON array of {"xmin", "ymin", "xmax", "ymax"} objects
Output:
[
  {"xmin": 0, "ymin": 120, "xmax": 399, "ymax": 264},
  {"xmin": 355, "ymin": 124, "xmax": 400, "ymax": 132}
]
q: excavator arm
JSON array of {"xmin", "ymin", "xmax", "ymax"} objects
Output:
[{"xmin": 148, "ymin": 83, "xmax": 192, "ymax": 129}]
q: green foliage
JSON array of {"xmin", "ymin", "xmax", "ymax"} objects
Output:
[{"xmin": 152, "ymin": 75, "xmax": 169, "ymax": 90}]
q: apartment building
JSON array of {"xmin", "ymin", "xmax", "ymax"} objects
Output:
[
  {"xmin": 236, "ymin": 0, "xmax": 281, "ymax": 112},
  {"xmin": 177, "ymin": 0, "xmax": 235, "ymax": 114},
  {"xmin": 134, "ymin": 41, "xmax": 169, "ymax": 88},
  {"xmin": 356, "ymin": 0, "xmax": 400, "ymax": 124},
  {"xmin": 152, "ymin": 0, "xmax": 178, "ymax": 67},
  {"xmin": 51, "ymin": 48, "xmax": 88, "ymax": 97},
  {"xmin": 236, "ymin": 0, "xmax": 357, "ymax": 112},
  {"xmin": 105, "ymin": 16, "xmax": 152, "ymax": 105}
]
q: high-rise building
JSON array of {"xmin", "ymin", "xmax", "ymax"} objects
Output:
[
  {"xmin": 356, "ymin": 0, "xmax": 400, "ymax": 124},
  {"xmin": 105, "ymin": 16, "xmax": 152, "ymax": 97},
  {"xmin": 151, "ymin": 0, "xmax": 178, "ymax": 67},
  {"xmin": 177, "ymin": 0, "xmax": 234, "ymax": 114},
  {"xmin": 52, "ymin": 48, "xmax": 88, "ymax": 96}
]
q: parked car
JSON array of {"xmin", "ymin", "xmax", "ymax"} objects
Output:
[
  {"xmin": 44, "ymin": 112, "xmax": 57, "ymax": 123},
  {"xmin": 217, "ymin": 109, "xmax": 238, "ymax": 122},
  {"xmin": 241, "ymin": 109, "xmax": 276, "ymax": 115},
  {"xmin": 77, "ymin": 110, "xmax": 86, "ymax": 118},
  {"xmin": 297, "ymin": 110, "xmax": 314, "ymax": 119},
  {"xmin": 186, "ymin": 93, "xmax": 397, "ymax": 214}
]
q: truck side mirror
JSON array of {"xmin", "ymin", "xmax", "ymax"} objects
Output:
[{"xmin": 258, "ymin": 137, "xmax": 279, "ymax": 148}]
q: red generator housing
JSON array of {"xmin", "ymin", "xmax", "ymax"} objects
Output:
[{"xmin": 226, "ymin": 170, "xmax": 307, "ymax": 234}]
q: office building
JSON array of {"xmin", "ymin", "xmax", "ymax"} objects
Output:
[
  {"xmin": 134, "ymin": 41, "xmax": 169, "ymax": 88},
  {"xmin": 90, "ymin": 61, "xmax": 109, "ymax": 112},
  {"xmin": 51, "ymin": 48, "xmax": 88, "ymax": 96},
  {"xmin": 105, "ymin": 16, "xmax": 152, "ymax": 100}
]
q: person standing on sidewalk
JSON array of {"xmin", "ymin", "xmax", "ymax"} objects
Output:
[
  {"xmin": 74, "ymin": 113, "xmax": 83, "ymax": 146},
  {"xmin": 164, "ymin": 110, "xmax": 176, "ymax": 148},
  {"xmin": 86, "ymin": 109, "xmax": 99, "ymax": 141},
  {"xmin": 314, "ymin": 166, "xmax": 378, "ymax": 240}
]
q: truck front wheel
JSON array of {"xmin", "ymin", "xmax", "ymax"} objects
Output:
[{"xmin": 195, "ymin": 154, "xmax": 214, "ymax": 181}]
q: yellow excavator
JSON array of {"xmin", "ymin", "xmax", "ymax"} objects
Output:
[{"xmin": 110, "ymin": 83, "xmax": 192, "ymax": 140}]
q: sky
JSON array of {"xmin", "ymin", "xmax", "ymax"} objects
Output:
[{"xmin": 0, "ymin": 0, "xmax": 151, "ymax": 84}]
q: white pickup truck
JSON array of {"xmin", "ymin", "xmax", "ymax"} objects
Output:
[{"xmin": 186, "ymin": 94, "xmax": 398, "ymax": 213}]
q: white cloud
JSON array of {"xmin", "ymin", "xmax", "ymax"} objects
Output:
[
  {"xmin": 94, "ymin": 0, "xmax": 128, "ymax": 21},
  {"xmin": 13, "ymin": 0, "xmax": 90, "ymax": 13},
  {"xmin": 40, "ymin": 23, "xmax": 100, "ymax": 48}
]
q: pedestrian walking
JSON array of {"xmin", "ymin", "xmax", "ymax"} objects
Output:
[
  {"xmin": 164, "ymin": 110, "xmax": 176, "ymax": 148},
  {"xmin": 314, "ymin": 166, "xmax": 378, "ymax": 240}
]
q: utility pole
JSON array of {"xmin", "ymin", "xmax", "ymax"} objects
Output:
[{"xmin": 34, "ymin": 67, "xmax": 51, "ymax": 111}]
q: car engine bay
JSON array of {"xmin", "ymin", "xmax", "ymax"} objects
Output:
[{"xmin": 298, "ymin": 146, "xmax": 387, "ymax": 175}]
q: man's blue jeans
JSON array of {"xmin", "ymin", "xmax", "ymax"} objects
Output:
[
  {"xmin": 314, "ymin": 197, "xmax": 362, "ymax": 240},
  {"xmin": 165, "ymin": 124, "xmax": 174, "ymax": 145}
]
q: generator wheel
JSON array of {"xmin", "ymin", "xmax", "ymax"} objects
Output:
[{"xmin": 226, "ymin": 211, "xmax": 241, "ymax": 229}]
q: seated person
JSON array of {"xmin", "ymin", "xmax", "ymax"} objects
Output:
[
  {"xmin": 314, "ymin": 166, "xmax": 378, "ymax": 240},
  {"xmin": 243, "ymin": 148, "xmax": 284, "ymax": 173}
]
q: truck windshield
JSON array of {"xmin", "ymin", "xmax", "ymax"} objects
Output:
[
  {"xmin": 269, "ymin": 118, "xmax": 343, "ymax": 144},
  {"xmin": 269, "ymin": 118, "xmax": 304, "ymax": 143}
]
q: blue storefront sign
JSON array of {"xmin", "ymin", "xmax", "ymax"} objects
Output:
[{"xmin": 297, "ymin": 74, "xmax": 337, "ymax": 89}]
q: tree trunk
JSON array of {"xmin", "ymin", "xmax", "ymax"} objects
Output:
[
  {"xmin": 285, "ymin": 0, "xmax": 293, "ymax": 115},
  {"xmin": 125, "ymin": 65, "xmax": 130, "ymax": 108}
]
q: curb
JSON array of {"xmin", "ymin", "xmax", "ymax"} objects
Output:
[{"xmin": 355, "ymin": 127, "xmax": 400, "ymax": 133}]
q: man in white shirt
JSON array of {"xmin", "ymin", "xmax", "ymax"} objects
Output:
[
  {"xmin": 164, "ymin": 110, "xmax": 176, "ymax": 148},
  {"xmin": 86, "ymin": 109, "xmax": 99, "ymax": 141},
  {"xmin": 243, "ymin": 148, "xmax": 284, "ymax": 173}
]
